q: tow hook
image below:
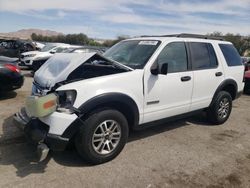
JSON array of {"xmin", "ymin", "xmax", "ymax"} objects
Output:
[{"xmin": 37, "ymin": 143, "xmax": 50, "ymax": 162}]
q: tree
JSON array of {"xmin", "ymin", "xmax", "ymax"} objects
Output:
[
  {"xmin": 103, "ymin": 35, "xmax": 130, "ymax": 47},
  {"xmin": 208, "ymin": 32, "xmax": 250, "ymax": 55}
]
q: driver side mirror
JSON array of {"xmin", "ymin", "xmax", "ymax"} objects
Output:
[
  {"xmin": 161, "ymin": 63, "xmax": 168, "ymax": 75},
  {"xmin": 150, "ymin": 61, "xmax": 168, "ymax": 75}
]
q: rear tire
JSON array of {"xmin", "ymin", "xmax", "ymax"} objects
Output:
[
  {"xmin": 75, "ymin": 109, "xmax": 128, "ymax": 164},
  {"xmin": 207, "ymin": 91, "xmax": 232, "ymax": 125}
]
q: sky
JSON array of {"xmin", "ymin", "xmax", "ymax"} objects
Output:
[{"xmin": 0, "ymin": 0, "xmax": 249, "ymax": 39}]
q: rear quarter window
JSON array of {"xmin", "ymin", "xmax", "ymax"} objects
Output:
[{"xmin": 219, "ymin": 44, "xmax": 242, "ymax": 66}]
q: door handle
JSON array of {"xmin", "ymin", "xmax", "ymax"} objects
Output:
[
  {"xmin": 181, "ymin": 76, "xmax": 191, "ymax": 82},
  {"xmin": 215, "ymin": 72, "xmax": 223, "ymax": 77}
]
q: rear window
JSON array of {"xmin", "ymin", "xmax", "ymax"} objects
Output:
[{"xmin": 219, "ymin": 44, "xmax": 242, "ymax": 66}]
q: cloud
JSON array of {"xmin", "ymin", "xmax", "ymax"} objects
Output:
[
  {"xmin": 0, "ymin": 0, "xmax": 134, "ymax": 13},
  {"xmin": 0, "ymin": 0, "xmax": 249, "ymax": 37}
]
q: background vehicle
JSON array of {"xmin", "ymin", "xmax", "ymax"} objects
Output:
[
  {"xmin": 15, "ymin": 34, "xmax": 244, "ymax": 164},
  {"xmin": 0, "ymin": 39, "xmax": 36, "ymax": 58},
  {"xmin": 0, "ymin": 59, "xmax": 24, "ymax": 91},
  {"xmin": 19, "ymin": 43, "xmax": 71, "ymax": 67},
  {"xmin": 244, "ymin": 71, "xmax": 250, "ymax": 94},
  {"xmin": 242, "ymin": 57, "xmax": 250, "ymax": 71},
  {"xmin": 31, "ymin": 46, "xmax": 107, "ymax": 72},
  {"xmin": 32, "ymin": 41, "xmax": 45, "ymax": 50},
  {"xmin": 0, "ymin": 56, "xmax": 19, "ymax": 66}
]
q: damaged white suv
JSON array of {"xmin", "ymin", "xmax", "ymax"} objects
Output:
[{"xmin": 15, "ymin": 34, "xmax": 244, "ymax": 164}]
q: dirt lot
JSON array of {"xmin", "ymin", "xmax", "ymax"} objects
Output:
[{"xmin": 0, "ymin": 70, "xmax": 250, "ymax": 188}]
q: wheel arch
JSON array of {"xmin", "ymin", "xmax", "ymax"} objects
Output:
[
  {"xmin": 210, "ymin": 79, "xmax": 238, "ymax": 106},
  {"xmin": 62, "ymin": 92, "xmax": 140, "ymax": 139}
]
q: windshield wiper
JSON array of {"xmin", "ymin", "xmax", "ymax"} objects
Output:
[{"xmin": 100, "ymin": 55, "xmax": 134, "ymax": 71}]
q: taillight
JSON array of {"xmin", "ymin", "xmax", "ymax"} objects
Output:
[{"xmin": 4, "ymin": 64, "xmax": 20, "ymax": 73}]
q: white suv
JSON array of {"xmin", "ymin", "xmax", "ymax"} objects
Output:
[
  {"xmin": 15, "ymin": 34, "xmax": 244, "ymax": 164},
  {"xmin": 20, "ymin": 43, "xmax": 71, "ymax": 67}
]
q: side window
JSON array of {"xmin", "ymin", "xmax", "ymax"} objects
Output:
[
  {"xmin": 219, "ymin": 44, "xmax": 242, "ymax": 66},
  {"xmin": 157, "ymin": 42, "xmax": 188, "ymax": 73},
  {"xmin": 189, "ymin": 42, "xmax": 217, "ymax": 70},
  {"xmin": 55, "ymin": 47, "xmax": 65, "ymax": 53}
]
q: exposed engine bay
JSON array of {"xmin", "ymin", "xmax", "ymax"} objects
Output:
[
  {"xmin": 34, "ymin": 52, "xmax": 132, "ymax": 91},
  {"xmin": 67, "ymin": 54, "xmax": 128, "ymax": 81}
]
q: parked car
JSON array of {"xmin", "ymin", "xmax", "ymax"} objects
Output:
[
  {"xmin": 242, "ymin": 57, "xmax": 250, "ymax": 71},
  {"xmin": 0, "ymin": 55, "xmax": 19, "ymax": 66},
  {"xmin": 0, "ymin": 57, "xmax": 24, "ymax": 91},
  {"xmin": 32, "ymin": 42, "xmax": 45, "ymax": 50},
  {"xmin": 0, "ymin": 39, "xmax": 36, "ymax": 58},
  {"xmin": 244, "ymin": 71, "xmax": 250, "ymax": 94},
  {"xmin": 14, "ymin": 34, "xmax": 244, "ymax": 164},
  {"xmin": 19, "ymin": 43, "xmax": 71, "ymax": 67},
  {"xmin": 31, "ymin": 46, "xmax": 107, "ymax": 72}
]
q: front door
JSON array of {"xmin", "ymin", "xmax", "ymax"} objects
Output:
[{"xmin": 143, "ymin": 41, "xmax": 193, "ymax": 123}]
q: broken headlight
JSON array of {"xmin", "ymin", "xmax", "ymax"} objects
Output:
[{"xmin": 56, "ymin": 90, "xmax": 77, "ymax": 113}]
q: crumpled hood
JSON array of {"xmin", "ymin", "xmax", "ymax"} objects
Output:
[{"xmin": 34, "ymin": 52, "xmax": 97, "ymax": 89}]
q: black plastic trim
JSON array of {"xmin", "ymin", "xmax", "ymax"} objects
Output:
[
  {"xmin": 61, "ymin": 117, "xmax": 85, "ymax": 139},
  {"xmin": 236, "ymin": 91, "xmax": 243, "ymax": 99},
  {"xmin": 210, "ymin": 79, "xmax": 238, "ymax": 106},
  {"xmin": 140, "ymin": 33, "xmax": 224, "ymax": 41},
  {"xmin": 46, "ymin": 134, "xmax": 69, "ymax": 151}
]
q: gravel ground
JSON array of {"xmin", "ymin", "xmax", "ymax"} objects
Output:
[{"xmin": 0, "ymin": 70, "xmax": 250, "ymax": 188}]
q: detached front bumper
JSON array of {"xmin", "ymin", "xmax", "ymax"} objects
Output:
[
  {"xmin": 24, "ymin": 119, "xmax": 69, "ymax": 151},
  {"xmin": 13, "ymin": 109, "xmax": 70, "ymax": 152}
]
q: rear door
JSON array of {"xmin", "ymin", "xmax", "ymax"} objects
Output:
[{"xmin": 188, "ymin": 42, "xmax": 224, "ymax": 111}]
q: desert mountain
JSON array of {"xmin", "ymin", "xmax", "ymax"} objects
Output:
[{"xmin": 0, "ymin": 29, "xmax": 63, "ymax": 39}]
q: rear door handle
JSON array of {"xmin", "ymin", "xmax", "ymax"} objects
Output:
[
  {"xmin": 181, "ymin": 76, "xmax": 191, "ymax": 82},
  {"xmin": 215, "ymin": 72, "xmax": 223, "ymax": 77}
]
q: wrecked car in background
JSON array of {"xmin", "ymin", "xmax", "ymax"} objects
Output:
[
  {"xmin": 19, "ymin": 43, "xmax": 72, "ymax": 67},
  {"xmin": 0, "ymin": 39, "xmax": 36, "ymax": 58},
  {"xmin": 31, "ymin": 46, "xmax": 107, "ymax": 73}
]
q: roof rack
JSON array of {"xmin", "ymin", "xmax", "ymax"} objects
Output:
[{"xmin": 140, "ymin": 33, "xmax": 224, "ymax": 41}]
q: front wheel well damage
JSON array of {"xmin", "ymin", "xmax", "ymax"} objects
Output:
[
  {"xmin": 81, "ymin": 101, "xmax": 139, "ymax": 131},
  {"xmin": 62, "ymin": 93, "xmax": 140, "ymax": 140}
]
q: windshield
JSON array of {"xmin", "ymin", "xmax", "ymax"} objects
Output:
[
  {"xmin": 103, "ymin": 40, "xmax": 161, "ymax": 69},
  {"xmin": 41, "ymin": 45, "xmax": 56, "ymax": 52}
]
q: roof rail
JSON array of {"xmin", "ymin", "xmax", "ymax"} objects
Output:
[{"xmin": 140, "ymin": 33, "xmax": 224, "ymax": 41}]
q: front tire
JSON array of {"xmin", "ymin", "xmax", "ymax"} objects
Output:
[
  {"xmin": 75, "ymin": 109, "xmax": 129, "ymax": 164},
  {"xmin": 207, "ymin": 91, "xmax": 232, "ymax": 125}
]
